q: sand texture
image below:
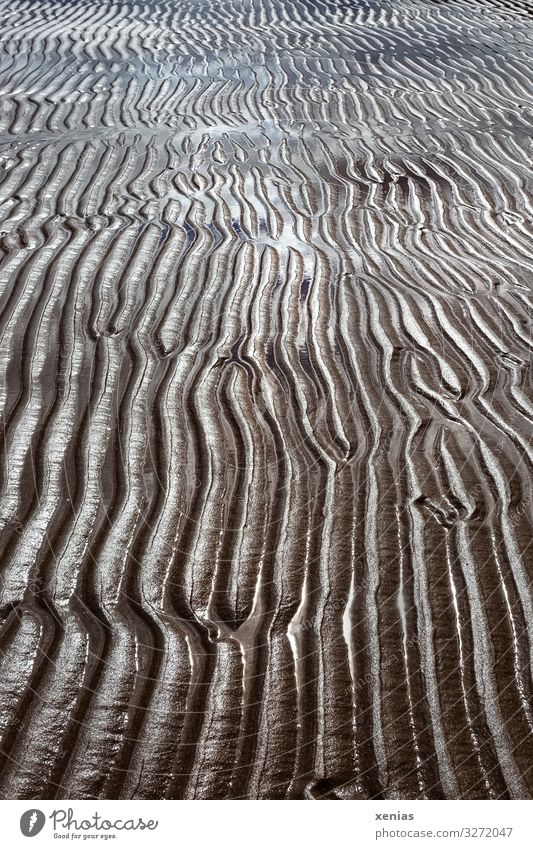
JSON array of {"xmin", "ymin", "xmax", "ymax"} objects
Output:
[{"xmin": 0, "ymin": 0, "xmax": 532, "ymax": 799}]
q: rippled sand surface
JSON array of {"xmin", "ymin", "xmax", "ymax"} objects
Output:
[{"xmin": 0, "ymin": 0, "xmax": 533, "ymax": 800}]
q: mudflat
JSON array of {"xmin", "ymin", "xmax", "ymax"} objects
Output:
[{"xmin": 0, "ymin": 0, "xmax": 532, "ymax": 800}]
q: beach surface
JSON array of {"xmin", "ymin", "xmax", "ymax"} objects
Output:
[{"xmin": 0, "ymin": 0, "xmax": 532, "ymax": 799}]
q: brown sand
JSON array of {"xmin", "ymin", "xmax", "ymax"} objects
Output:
[{"xmin": 0, "ymin": 0, "xmax": 532, "ymax": 799}]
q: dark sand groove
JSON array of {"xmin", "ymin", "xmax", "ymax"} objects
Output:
[{"xmin": 0, "ymin": 0, "xmax": 532, "ymax": 800}]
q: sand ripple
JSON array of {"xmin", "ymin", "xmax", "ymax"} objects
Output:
[{"xmin": 0, "ymin": 0, "xmax": 532, "ymax": 799}]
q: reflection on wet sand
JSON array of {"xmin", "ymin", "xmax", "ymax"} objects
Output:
[{"xmin": 0, "ymin": 0, "xmax": 532, "ymax": 799}]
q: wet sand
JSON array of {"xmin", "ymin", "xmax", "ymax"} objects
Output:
[{"xmin": 0, "ymin": 0, "xmax": 532, "ymax": 799}]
